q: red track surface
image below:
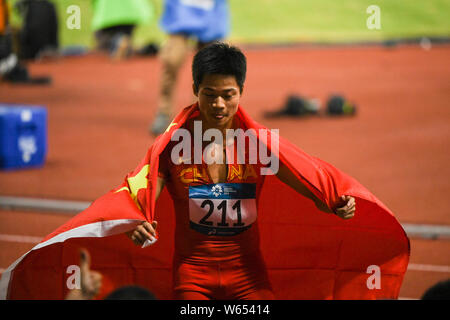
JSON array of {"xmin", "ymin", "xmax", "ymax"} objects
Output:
[{"xmin": 1, "ymin": 44, "xmax": 449, "ymax": 299}]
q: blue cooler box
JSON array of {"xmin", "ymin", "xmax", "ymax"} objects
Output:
[{"xmin": 0, "ymin": 104, "xmax": 47, "ymax": 170}]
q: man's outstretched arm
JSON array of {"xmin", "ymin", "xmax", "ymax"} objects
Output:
[{"xmin": 275, "ymin": 163, "xmax": 355, "ymax": 219}]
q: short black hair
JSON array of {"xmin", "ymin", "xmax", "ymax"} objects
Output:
[
  {"xmin": 421, "ymin": 280, "xmax": 450, "ymax": 300},
  {"xmin": 192, "ymin": 42, "xmax": 246, "ymax": 94},
  {"xmin": 104, "ymin": 285, "xmax": 157, "ymax": 300}
]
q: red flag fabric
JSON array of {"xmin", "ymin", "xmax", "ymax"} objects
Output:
[{"xmin": 0, "ymin": 103, "xmax": 410, "ymax": 300}]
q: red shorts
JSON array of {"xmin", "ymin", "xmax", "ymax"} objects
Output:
[{"xmin": 173, "ymin": 255, "xmax": 274, "ymax": 300}]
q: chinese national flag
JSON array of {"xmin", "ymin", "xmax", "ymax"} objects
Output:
[{"xmin": 0, "ymin": 104, "xmax": 409, "ymax": 300}]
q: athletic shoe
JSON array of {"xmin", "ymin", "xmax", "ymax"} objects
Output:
[{"xmin": 2, "ymin": 64, "xmax": 51, "ymax": 85}]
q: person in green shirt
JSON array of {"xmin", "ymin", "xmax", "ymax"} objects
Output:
[{"xmin": 91, "ymin": 0, "xmax": 153, "ymax": 60}]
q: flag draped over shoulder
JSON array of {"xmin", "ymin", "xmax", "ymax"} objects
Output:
[{"xmin": 0, "ymin": 104, "xmax": 410, "ymax": 300}]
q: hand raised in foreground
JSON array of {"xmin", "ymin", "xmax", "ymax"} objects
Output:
[
  {"xmin": 126, "ymin": 221, "xmax": 158, "ymax": 246},
  {"xmin": 66, "ymin": 248, "xmax": 102, "ymax": 300},
  {"xmin": 334, "ymin": 195, "xmax": 356, "ymax": 219}
]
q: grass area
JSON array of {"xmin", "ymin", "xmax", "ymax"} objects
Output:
[
  {"xmin": 230, "ymin": 0, "xmax": 450, "ymax": 43},
  {"xmin": 8, "ymin": 0, "xmax": 450, "ymax": 48}
]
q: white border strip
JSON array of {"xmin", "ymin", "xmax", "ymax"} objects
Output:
[{"xmin": 0, "ymin": 218, "xmax": 142, "ymax": 300}]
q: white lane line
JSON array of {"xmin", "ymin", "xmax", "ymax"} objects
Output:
[
  {"xmin": 2, "ymin": 196, "xmax": 450, "ymax": 239},
  {"xmin": 0, "ymin": 234, "xmax": 42, "ymax": 244},
  {"xmin": 402, "ymin": 223, "xmax": 450, "ymax": 239},
  {"xmin": 407, "ymin": 263, "xmax": 450, "ymax": 273},
  {"xmin": 0, "ymin": 196, "xmax": 90, "ymax": 214}
]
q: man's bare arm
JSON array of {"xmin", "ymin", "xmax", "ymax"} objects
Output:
[
  {"xmin": 275, "ymin": 163, "xmax": 355, "ymax": 218},
  {"xmin": 276, "ymin": 163, "xmax": 332, "ymax": 213}
]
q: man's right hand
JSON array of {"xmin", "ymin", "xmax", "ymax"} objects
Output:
[{"xmin": 126, "ymin": 221, "xmax": 158, "ymax": 246}]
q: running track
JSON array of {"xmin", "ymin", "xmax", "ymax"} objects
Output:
[{"xmin": 0, "ymin": 43, "xmax": 449, "ymax": 299}]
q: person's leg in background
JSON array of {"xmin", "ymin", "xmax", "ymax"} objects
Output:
[
  {"xmin": 0, "ymin": 0, "xmax": 50, "ymax": 84},
  {"xmin": 110, "ymin": 25, "xmax": 135, "ymax": 60},
  {"xmin": 0, "ymin": 31, "xmax": 17, "ymax": 78},
  {"xmin": 150, "ymin": 0, "xmax": 230, "ymax": 135},
  {"xmin": 0, "ymin": 0, "xmax": 17, "ymax": 79},
  {"xmin": 150, "ymin": 33, "xmax": 189, "ymax": 135},
  {"xmin": 95, "ymin": 25, "xmax": 136, "ymax": 60},
  {"xmin": 149, "ymin": 36, "xmax": 218, "ymax": 135}
]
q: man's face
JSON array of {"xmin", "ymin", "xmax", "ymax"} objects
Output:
[{"xmin": 194, "ymin": 74, "xmax": 242, "ymax": 130}]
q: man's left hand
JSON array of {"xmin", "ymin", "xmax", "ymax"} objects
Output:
[{"xmin": 334, "ymin": 195, "xmax": 356, "ymax": 219}]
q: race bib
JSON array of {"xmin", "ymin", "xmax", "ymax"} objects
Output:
[{"xmin": 189, "ymin": 183, "xmax": 257, "ymax": 236}]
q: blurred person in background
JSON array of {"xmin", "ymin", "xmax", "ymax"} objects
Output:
[
  {"xmin": 150, "ymin": 0, "xmax": 230, "ymax": 135},
  {"xmin": 14, "ymin": 0, "xmax": 59, "ymax": 61},
  {"xmin": 65, "ymin": 248, "xmax": 103, "ymax": 300},
  {"xmin": 105, "ymin": 285, "xmax": 156, "ymax": 300},
  {"xmin": 0, "ymin": 0, "xmax": 50, "ymax": 84},
  {"xmin": 66, "ymin": 248, "xmax": 156, "ymax": 300},
  {"xmin": 91, "ymin": 0, "xmax": 154, "ymax": 60},
  {"xmin": 421, "ymin": 279, "xmax": 450, "ymax": 300}
]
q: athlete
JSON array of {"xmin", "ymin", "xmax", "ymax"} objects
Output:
[{"xmin": 128, "ymin": 42, "xmax": 356, "ymax": 299}]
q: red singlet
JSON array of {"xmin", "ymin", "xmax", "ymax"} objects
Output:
[{"xmin": 158, "ymin": 115, "xmax": 274, "ymax": 299}]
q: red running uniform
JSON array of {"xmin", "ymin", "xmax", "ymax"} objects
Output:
[{"xmin": 158, "ymin": 115, "xmax": 274, "ymax": 299}]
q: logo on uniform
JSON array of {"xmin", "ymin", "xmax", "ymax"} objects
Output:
[{"xmin": 211, "ymin": 185, "xmax": 223, "ymax": 197}]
